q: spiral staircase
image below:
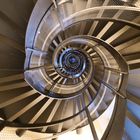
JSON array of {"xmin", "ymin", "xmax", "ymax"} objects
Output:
[{"xmin": 0, "ymin": 0, "xmax": 140, "ymax": 140}]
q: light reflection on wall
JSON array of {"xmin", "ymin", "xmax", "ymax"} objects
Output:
[{"xmin": 58, "ymin": 97, "xmax": 115, "ymax": 140}]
